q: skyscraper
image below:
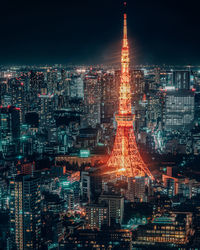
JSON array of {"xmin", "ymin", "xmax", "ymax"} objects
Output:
[
  {"xmin": 107, "ymin": 5, "xmax": 153, "ymax": 179},
  {"xmin": 38, "ymin": 93, "xmax": 55, "ymax": 127},
  {"xmin": 99, "ymin": 194, "xmax": 124, "ymax": 226},
  {"xmin": 47, "ymin": 69, "xmax": 57, "ymax": 93},
  {"xmin": 101, "ymin": 73, "xmax": 117, "ymax": 124},
  {"xmin": 84, "ymin": 74, "xmax": 101, "ymax": 128},
  {"xmin": 30, "ymin": 71, "xmax": 45, "ymax": 94},
  {"xmin": 9, "ymin": 175, "xmax": 41, "ymax": 250},
  {"xmin": 0, "ymin": 106, "xmax": 20, "ymax": 154},
  {"xmin": 163, "ymin": 90, "xmax": 194, "ymax": 131},
  {"xmin": 86, "ymin": 204, "xmax": 108, "ymax": 229},
  {"xmin": 173, "ymin": 71, "xmax": 190, "ymax": 90},
  {"xmin": 130, "ymin": 70, "xmax": 145, "ymax": 95}
]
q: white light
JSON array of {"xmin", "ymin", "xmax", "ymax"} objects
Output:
[{"xmin": 164, "ymin": 86, "xmax": 175, "ymax": 91}]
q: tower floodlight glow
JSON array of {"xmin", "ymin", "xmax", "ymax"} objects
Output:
[{"xmin": 107, "ymin": 5, "xmax": 154, "ymax": 180}]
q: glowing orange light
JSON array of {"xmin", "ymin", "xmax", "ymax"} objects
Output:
[{"xmin": 107, "ymin": 10, "xmax": 154, "ymax": 180}]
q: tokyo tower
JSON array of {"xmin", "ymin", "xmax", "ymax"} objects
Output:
[{"xmin": 107, "ymin": 4, "xmax": 154, "ymax": 180}]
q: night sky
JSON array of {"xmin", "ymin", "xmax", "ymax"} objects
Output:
[{"xmin": 1, "ymin": 0, "xmax": 200, "ymax": 65}]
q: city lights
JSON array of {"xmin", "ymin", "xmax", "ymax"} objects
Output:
[{"xmin": 0, "ymin": 0, "xmax": 200, "ymax": 249}]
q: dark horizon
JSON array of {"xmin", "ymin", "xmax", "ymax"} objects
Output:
[{"xmin": 1, "ymin": 0, "xmax": 200, "ymax": 65}]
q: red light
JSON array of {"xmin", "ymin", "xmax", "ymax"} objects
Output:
[
  {"xmin": 107, "ymin": 12, "xmax": 153, "ymax": 180},
  {"xmin": 192, "ymin": 88, "xmax": 196, "ymax": 92},
  {"xmin": 21, "ymin": 82, "xmax": 24, "ymax": 86}
]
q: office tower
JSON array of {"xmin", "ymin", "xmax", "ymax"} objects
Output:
[
  {"xmin": 86, "ymin": 204, "xmax": 108, "ymax": 229},
  {"xmin": 84, "ymin": 74, "xmax": 101, "ymax": 128},
  {"xmin": 0, "ymin": 106, "xmax": 20, "ymax": 140},
  {"xmin": 80, "ymin": 171, "xmax": 91, "ymax": 202},
  {"xmin": 20, "ymin": 72, "xmax": 30, "ymax": 92},
  {"xmin": 134, "ymin": 98, "xmax": 147, "ymax": 133},
  {"xmin": 163, "ymin": 90, "xmax": 194, "ymax": 131},
  {"xmin": 70, "ymin": 75, "xmax": 84, "ymax": 99},
  {"xmin": 60, "ymin": 69, "xmax": 71, "ymax": 99},
  {"xmin": 146, "ymin": 92, "xmax": 163, "ymax": 130},
  {"xmin": 61, "ymin": 69, "xmax": 67, "ymax": 85},
  {"xmin": 107, "ymin": 10, "xmax": 153, "ymax": 179},
  {"xmin": 0, "ymin": 106, "xmax": 20, "ymax": 154},
  {"xmin": 130, "ymin": 70, "xmax": 145, "ymax": 95},
  {"xmin": 38, "ymin": 93, "xmax": 56, "ymax": 127},
  {"xmin": 101, "ymin": 73, "xmax": 118, "ymax": 123},
  {"xmin": 30, "ymin": 71, "xmax": 45, "ymax": 94},
  {"xmin": 99, "ymin": 194, "xmax": 124, "ymax": 225},
  {"xmin": 2, "ymin": 94, "xmax": 12, "ymax": 107},
  {"xmin": 173, "ymin": 71, "xmax": 190, "ymax": 90},
  {"xmin": 66, "ymin": 190, "xmax": 75, "ymax": 210},
  {"xmin": 9, "ymin": 175, "xmax": 41, "ymax": 250},
  {"xmin": 17, "ymin": 161, "xmax": 35, "ymax": 176},
  {"xmin": 160, "ymin": 70, "xmax": 173, "ymax": 87},
  {"xmin": 0, "ymin": 77, "xmax": 8, "ymax": 105},
  {"xmin": 126, "ymin": 176, "xmax": 147, "ymax": 202},
  {"xmin": 0, "ymin": 177, "xmax": 7, "ymax": 210},
  {"xmin": 8, "ymin": 78, "xmax": 25, "ymax": 111},
  {"xmin": 47, "ymin": 69, "xmax": 58, "ymax": 93}
]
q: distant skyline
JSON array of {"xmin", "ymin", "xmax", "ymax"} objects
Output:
[{"xmin": 1, "ymin": 0, "xmax": 200, "ymax": 65}]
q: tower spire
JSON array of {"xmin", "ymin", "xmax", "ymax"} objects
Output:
[
  {"xmin": 107, "ymin": 2, "xmax": 154, "ymax": 180},
  {"xmin": 123, "ymin": 2, "xmax": 128, "ymax": 46}
]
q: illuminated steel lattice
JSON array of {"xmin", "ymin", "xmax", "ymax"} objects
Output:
[{"xmin": 107, "ymin": 11, "xmax": 153, "ymax": 179}]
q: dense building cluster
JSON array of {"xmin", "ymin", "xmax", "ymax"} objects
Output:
[{"xmin": 0, "ymin": 65, "xmax": 200, "ymax": 249}]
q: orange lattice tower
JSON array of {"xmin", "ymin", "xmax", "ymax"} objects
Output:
[{"xmin": 107, "ymin": 4, "xmax": 154, "ymax": 180}]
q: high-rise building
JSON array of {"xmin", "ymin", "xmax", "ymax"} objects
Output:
[
  {"xmin": 86, "ymin": 204, "xmax": 108, "ymax": 229},
  {"xmin": 47, "ymin": 69, "xmax": 57, "ymax": 93},
  {"xmin": 101, "ymin": 73, "xmax": 118, "ymax": 123},
  {"xmin": 38, "ymin": 93, "xmax": 56, "ymax": 127},
  {"xmin": 8, "ymin": 78, "xmax": 25, "ymax": 111},
  {"xmin": 0, "ymin": 77, "xmax": 8, "ymax": 105},
  {"xmin": 0, "ymin": 106, "xmax": 20, "ymax": 154},
  {"xmin": 61, "ymin": 69, "xmax": 67, "ymax": 83},
  {"xmin": 126, "ymin": 176, "xmax": 147, "ymax": 202},
  {"xmin": 80, "ymin": 171, "xmax": 91, "ymax": 202},
  {"xmin": 84, "ymin": 74, "xmax": 101, "ymax": 128},
  {"xmin": 30, "ymin": 71, "xmax": 45, "ymax": 94},
  {"xmin": 70, "ymin": 75, "xmax": 84, "ymax": 99},
  {"xmin": 0, "ymin": 106, "xmax": 20, "ymax": 140},
  {"xmin": 173, "ymin": 71, "xmax": 190, "ymax": 90},
  {"xmin": 146, "ymin": 91, "xmax": 163, "ymax": 131},
  {"xmin": 99, "ymin": 194, "xmax": 124, "ymax": 225},
  {"xmin": 160, "ymin": 70, "xmax": 173, "ymax": 88},
  {"xmin": 163, "ymin": 90, "xmax": 194, "ymax": 131},
  {"xmin": 17, "ymin": 161, "xmax": 35, "ymax": 176},
  {"xmin": 9, "ymin": 175, "xmax": 41, "ymax": 250},
  {"xmin": 130, "ymin": 70, "xmax": 145, "ymax": 95}
]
